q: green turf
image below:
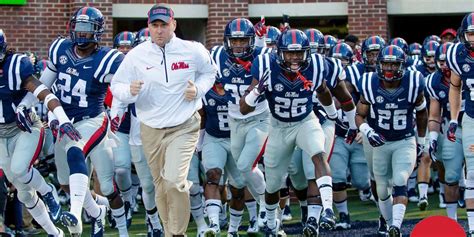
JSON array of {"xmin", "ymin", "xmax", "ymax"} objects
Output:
[{"xmin": 35, "ymin": 189, "xmax": 465, "ymax": 236}]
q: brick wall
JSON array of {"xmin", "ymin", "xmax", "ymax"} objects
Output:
[
  {"xmin": 206, "ymin": 0, "xmax": 249, "ymax": 48},
  {"xmin": 250, "ymin": 0, "xmax": 345, "ymax": 2},
  {"xmin": 0, "ymin": 1, "xmax": 70, "ymax": 59},
  {"xmin": 0, "ymin": 0, "xmax": 389, "ymax": 57},
  {"xmin": 348, "ymin": 0, "xmax": 388, "ymax": 41}
]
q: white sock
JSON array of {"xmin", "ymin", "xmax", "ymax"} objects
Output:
[
  {"xmin": 265, "ymin": 203, "xmax": 279, "ymax": 229},
  {"xmin": 111, "ymin": 206, "xmax": 129, "ymax": 236},
  {"xmin": 335, "ymin": 199, "xmax": 348, "ymax": 214},
  {"xmin": 83, "ymin": 190, "xmax": 101, "ymax": 218},
  {"xmin": 299, "ymin": 200, "xmax": 308, "ymax": 207},
  {"xmin": 446, "ymin": 203, "xmax": 458, "ymax": 221},
  {"xmin": 19, "ymin": 169, "xmax": 52, "ymax": 196},
  {"xmin": 191, "ymin": 201, "xmax": 207, "ymax": 230},
  {"xmin": 190, "ymin": 184, "xmax": 207, "ymax": 230},
  {"xmin": 94, "ymin": 194, "xmax": 110, "ymax": 207},
  {"xmin": 228, "ymin": 208, "xmax": 243, "ymax": 233},
  {"xmin": 418, "ymin": 183, "xmax": 429, "ymax": 199},
  {"xmin": 26, "ymin": 196, "xmax": 60, "ymax": 235},
  {"xmin": 391, "ymin": 204, "xmax": 406, "ymax": 229},
  {"xmin": 378, "ymin": 196, "xmax": 393, "ymax": 225},
  {"xmin": 468, "ymin": 210, "xmax": 474, "ymax": 231},
  {"xmin": 308, "ymin": 204, "xmax": 322, "ymax": 223},
  {"xmin": 206, "ymin": 199, "xmax": 221, "ymax": 226},
  {"xmin": 146, "ymin": 209, "xmax": 163, "ymax": 230},
  {"xmin": 316, "ymin": 176, "xmax": 333, "ymax": 211},
  {"xmin": 69, "ymin": 173, "xmax": 89, "ymax": 219},
  {"xmin": 120, "ymin": 186, "xmax": 133, "ymax": 204},
  {"xmin": 245, "ymin": 200, "xmax": 258, "ymax": 221},
  {"xmin": 285, "ymin": 198, "xmax": 290, "ymax": 206}
]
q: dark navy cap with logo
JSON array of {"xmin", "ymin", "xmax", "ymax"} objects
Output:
[{"xmin": 148, "ymin": 5, "xmax": 174, "ymax": 24}]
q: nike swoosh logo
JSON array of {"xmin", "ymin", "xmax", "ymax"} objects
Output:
[
  {"xmin": 83, "ymin": 65, "xmax": 92, "ymax": 69},
  {"xmin": 244, "ymin": 74, "xmax": 253, "ymax": 78},
  {"xmin": 398, "ymin": 98, "xmax": 405, "ymax": 102},
  {"xmin": 146, "ymin": 66, "xmax": 154, "ymax": 70}
]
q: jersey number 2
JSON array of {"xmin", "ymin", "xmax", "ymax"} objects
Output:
[{"xmin": 58, "ymin": 72, "xmax": 88, "ymax": 107}]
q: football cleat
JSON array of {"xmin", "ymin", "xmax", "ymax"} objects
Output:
[
  {"xmin": 418, "ymin": 197, "xmax": 429, "ymax": 211},
  {"xmin": 319, "ymin": 208, "xmax": 336, "ymax": 230},
  {"xmin": 43, "ymin": 184, "xmax": 62, "ymax": 223},
  {"xmin": 335, "ymin": 212, "xmax": 351, "ymax": 230},
  {"xmin": 388, "ymin": 225, "xmax": 401, "ymax": 237},
  {"xmin": 302, "ymin": 217, "xmax": 319, "ymax": 237}
]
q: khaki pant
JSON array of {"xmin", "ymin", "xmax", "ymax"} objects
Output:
[{"xmin": 141, "ymin": 113, "xmax": 200, "ymax": 236}]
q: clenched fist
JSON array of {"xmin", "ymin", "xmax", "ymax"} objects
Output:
[
  {"xmin": 184, "ymin": 80, "xmax": 197, "ymax": 101},
  {"xmin": 130, "ymin": 80, "xmax": 144, "ymax": 96}
]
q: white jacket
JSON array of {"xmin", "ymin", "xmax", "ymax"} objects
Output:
[{"xmin": 111, "ymin": 34, "xmax": 217, "ymax": 128}]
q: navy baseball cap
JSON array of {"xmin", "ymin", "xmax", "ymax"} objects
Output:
[{"xmin": 148, "ymin": 5, "xmax": 174, "ymax": 24}]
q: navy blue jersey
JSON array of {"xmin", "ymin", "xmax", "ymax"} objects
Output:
[
  {"xmin": 251, "ymin": 52, "xmax": 329, "ymax": 122},
  {"xmin": 426, "ymin": 71, "xmax": 465, "ymax": 124},
  {"xmin": 48, "ymin": 38, "xmax": 124, "ymax": 122},
  {"xmin": 447, "ymin": 42, "xmax": 474, "ymax": 118},
  {"xmin": 210, "ymin": 46, "xmax": 272, "ymax": 105},
  {"xmin": 202, "ymin": 88, "xmax": 230, "ymax": 138},
  {"xmin": 360, "ymin": 71, "xmax": 425, "ymax": 141},
  {"xmin": 0, "ymin": 54, "xmax": 34, "ymax": 124}
]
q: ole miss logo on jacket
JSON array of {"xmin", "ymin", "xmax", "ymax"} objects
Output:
[{"xmin": 171, "ymin": 61, "xmax": 189, "ymax": 70}]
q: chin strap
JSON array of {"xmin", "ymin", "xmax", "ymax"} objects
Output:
[
  {"xmin": 295, "ymin": 70, "xmax": 313, "ymax": 91},
  {"xmin": 234, "ymin": 57, "xmax": 252, "ymax": 72}
]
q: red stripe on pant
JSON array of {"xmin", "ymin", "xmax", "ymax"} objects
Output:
[
  {"xmin": 252, "ymin": 136, "xmax": 268, "ymax": 169},
  {"xmin": 326, "ymin": 131, "xmax": 336, "ymax": 162},
  {"xmin": 83, "ymin": 116, "xmax": 109, "ymax": 158},
  {"xmin": 29, "ymin": 127, "xmax": 45, "ymax": 171}
]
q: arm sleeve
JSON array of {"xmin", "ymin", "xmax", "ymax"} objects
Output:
[
  {"xmin": 194, "ymin": 42, "xmax": 218, "ymax": 99},
  {"xmin": 38, "ymin": 63, "xmax": 58, "ymax": 88},
  {"xmin": 110, "ymin": 54, "xmax": 138, "ymax": 104}
]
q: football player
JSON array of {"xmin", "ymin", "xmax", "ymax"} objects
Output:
[
  {"xmin": 0, "ymin": 29, "xmax": 69, "ymax": 237},
  {"xmin": 356, "ymin": 45, "xmax": 427, "ymax": 236},
  {"xmin": 241, "ymin": 29, "xmax": 338, "ymax": 237},
  {"xmin": 209, "ymin": 18, "xmax": 271, "ymax": 234},
  {"xmin": 37, "ymin": 7, "xmax": 127, "ymax": 236},
  {"xmin": 426, "ymin": 42, "xmax": 465, "ymax": 220},
  {"xmin": 446, "ymin": 12, "xmax": 474, "ymax": 236}
]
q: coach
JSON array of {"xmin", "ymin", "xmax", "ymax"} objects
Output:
[{"xmin": 111, "ymin": 4, "xmax": 217, "ymax": 236}]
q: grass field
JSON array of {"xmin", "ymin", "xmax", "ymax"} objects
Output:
[{"xmin": 34, "ymin": 189, "xmax": 466, "ymax": 236}]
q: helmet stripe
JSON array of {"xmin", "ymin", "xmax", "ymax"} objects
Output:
[
  {"xmin": 394, "ymin": 38, "xmax": 398, "ymax": 45},
  {"xmin": 292, "ymin": 30, "xmax": 297, "ymax": 44},
  {"xmin": 236, "ymin": 18, "xmax": 241, "ymax": 31},
  {"xmin": 81, "ymin": 7, "xmax": 88, "ymax": 15},
  {"xmin": 471, "ymin": 13, "xmax": 474, "ymax": 26},
  {"xmin": 336, "ymin": 43, "xmax": 341, "ymax": 53},
  {"xmin": 124, "ymin": 32, "xmax": 128, "ymax": 41},
  {"xmin": 310, "ymin": 30, "xmax": 315, "ymax": 42},
  {"xmin": 371, "ymin": 36, "xmax": 376, "ymax": 44},
  {"xmin": 145, "ymin": 29, "xmax": 149, "ymax": 37},
  {"xmin": 389, "ymin": 45, "xmax": 393, "ymax": 56},
  {"xmin": 429, "ymin": 41, "xmax": 433, "ymax": 51}
]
